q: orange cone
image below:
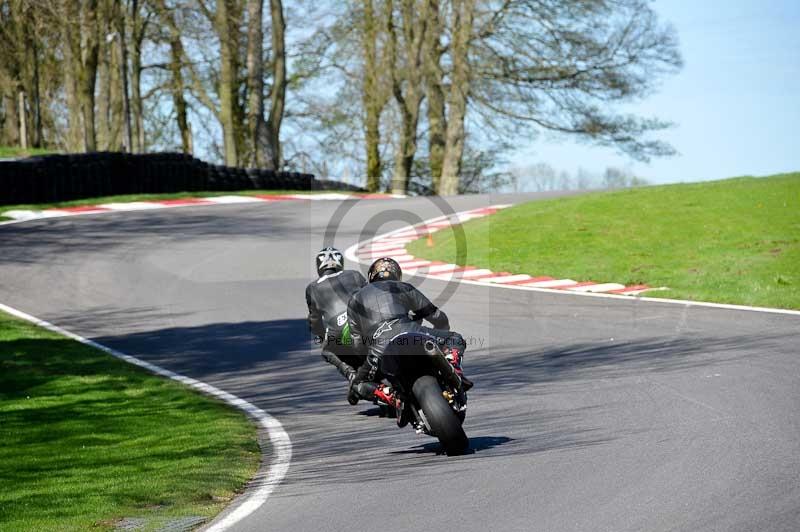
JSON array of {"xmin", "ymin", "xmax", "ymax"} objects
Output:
[{"xmin": 426, "ymin": 232, "xmax": 434, "ymax": 247}]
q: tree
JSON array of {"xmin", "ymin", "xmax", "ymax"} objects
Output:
[
  {"xmin": 387, "ymin": 0, "xmax": 428, "ymax": 194},
  {"xmin": 471, "ymin": 0, "xmax": 682, "ymax": 156},
  {"xmin": 246, "ymin": 0, "xmax": 286, "ymax": 169},
  {"xmin": 77, "ymin": 0, "xmax": 101, "ymax": 151},
  {"xmin": 0, "ymin": 0, "xmax": 680, "ymax": 193},
  {"xmin": 310, "ymin": 0, "xmax": 681, "ymax": 193},
  {"xmin": 116, "ymin": 0, "xmax": 134, "ymax": 152},
  {"xmin": 96, "ymin": 0, "xmax": 123, "ymax": 151},
  {"xmin": 361, "ymin": 0, "xmax": 391, "ymax": 191},
  {"xmin": 422, "ymin": 0, "xmax": 447, "ymax": 190},
  {"xmin": 265, "ymin": 0, "xmax": 286, "ymax": 169},
  {"xmin": 157, "ymin": 1, "xmax": 192, "ymax": 153},
  {"xmin": 603, "ymin": 166, "xmax": 647, "ymax": 188},
  {"xmin": 0, "ymin": 0, "xmax": 65, "ymax": 150},
  {"xmin": 129, "ymin": 0, "xmax": 150, "ymax": 152},
  {"xmin": 158, "ymin": 0, "xmax": 286, "ymax": 167},
  {"xmin": 575, "ymin": 167, "xmax": 594, "ymax": 190},
  {"xmin": 438, "ymin": 0, "xmax": 475, "ymax": 195},
  {"xmin": 0, "ymin": 0, "xmax": 26, "ymax": 147},
  {"xmin": 215, "ymin": 0, "xmax": 243, "ymax": 165},
  {"xmin": 456, "ymin": 142, "xmax": 512, "ymax": 193},
  {"xmin": 246, "ymin": 0, "xmax": 267, "ymax": 165}
]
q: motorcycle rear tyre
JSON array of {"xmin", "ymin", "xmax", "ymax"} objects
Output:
[{"xmin": 412, "ymin": 375, "xmax": 469, "ymax": 455}]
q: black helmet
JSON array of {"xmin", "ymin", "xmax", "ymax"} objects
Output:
[
  {"xmin": 316, "ymin": 247, "xmax": 344, "ymax": 277},
  {"xmin": 368, "ymin": 257, "xmax": 402, "ymax": 282}
]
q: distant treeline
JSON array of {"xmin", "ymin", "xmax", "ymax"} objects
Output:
[
  {"xmin": 509, "ymin": 163, "xmax": 650, "ymax": 193},
  {"xmin": 0, "ymin": 0, "xmax": 681, "ymax": 195}
]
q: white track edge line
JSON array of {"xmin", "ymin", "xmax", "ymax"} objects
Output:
[
  {"xmin": 344, "ymin": 216, "xmax": 800, "ymax": 318},
  {"xmin": 0, "ymin": 193, "xmax": 387, "ymax": 225},
  {"xmin": 0, "ymin": 301, "xmax": 292, "ymax": 531}
]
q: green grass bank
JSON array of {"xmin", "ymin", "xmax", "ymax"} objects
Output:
[
  {"xmin": 407, "ymin": 173, "xmax": 800, "ymax": 310},
  {"xmin": 0, "ymin": 146, "xmax": 54, "ymax": 158},
  {"xmin": 0, "ymin": 311, "xmax": 260, "ymax": 531}
]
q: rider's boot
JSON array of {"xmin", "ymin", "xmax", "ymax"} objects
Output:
[
  {"xmin": 347, "ymin": 381, "xmax": 378, "ymax": 405},
  {"xmin": 323, "ymin": 351, "xmax": 357, "ymax": 382},
  {"xmin": 347, "ymin": 386, "xmax": 360, "ymax": 405}
]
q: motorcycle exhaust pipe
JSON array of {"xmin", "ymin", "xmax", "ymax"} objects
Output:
[{"xmin": 424, "ymin": 339, "xmax": 462, "ymax": 390}]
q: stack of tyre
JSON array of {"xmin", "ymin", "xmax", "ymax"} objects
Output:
[{"xmin": 0, "ymin": 152, "xmax": 338, "ymax": 206}]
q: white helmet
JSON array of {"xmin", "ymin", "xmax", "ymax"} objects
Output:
[{"xmin": 316, "ymin": 247, "xmax": 344, "ymax": 277}]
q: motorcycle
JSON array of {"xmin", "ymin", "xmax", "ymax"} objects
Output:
[{"xmin": 372, "ymin": 332, "xmax": 469, "ymax": 455}]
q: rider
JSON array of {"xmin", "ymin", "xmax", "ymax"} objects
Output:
[
  {"xmin": 305, "ymin": 247, "xmax": 367, "ymax": 385},
  {"xmin": 346, "ymin": 257, "xmax": 472, "ymax": 403}
]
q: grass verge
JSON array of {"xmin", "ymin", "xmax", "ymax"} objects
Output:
[
  {"xmin": 0, "ymin": 310, "xmax": 260, "ymax": 531},
  {"xmin": 0, "ymin": 189, "xmax": 350, "ymax": 222},
  {"xmin": 407, "ymin": 173, "xmax": 800, "ymax": 310},
  {"xmin": 0, "ymin": 146, "xmax": 54, "ymax": 158}
]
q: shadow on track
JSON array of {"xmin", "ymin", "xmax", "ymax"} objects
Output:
[
  {"xmin": 469, "ymin": 332, "xmax": 792, "ymax": 388},
  {"xmin": 64, "ymin": 316, "xmax": 793, "ymax": 493},
  {"xmin": 0, "ymin": 208, "xmax": 304, "ymax": 265},
  {"xmin": 391, "ymin": 436, "xmax": 514, "ymax": 456}
]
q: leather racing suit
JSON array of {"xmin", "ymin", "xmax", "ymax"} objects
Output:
[
  {"xmin": 346, "ymin": 280, "xmax": 467, "ymax": 393},
  {"xmin": 305, "ymin": 269, "xmax": 367, "ymax": 379}
]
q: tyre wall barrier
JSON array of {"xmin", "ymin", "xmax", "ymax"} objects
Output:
[{"xmin": 0, "ymin": 152, "xmax": 364, "ymax": 206}]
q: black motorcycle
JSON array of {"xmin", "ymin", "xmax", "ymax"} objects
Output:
[{"xmin": 373, "ymin": 332, "xmax": 469, "ymax": 455}]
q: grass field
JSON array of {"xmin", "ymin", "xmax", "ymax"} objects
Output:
[
  {"xmin": 407, "ymin": 173, "xmax": 800, "ymax": 310},
  {"xmin": 0, "ymin": 311, "xmax": 260, "ymax": 531},
  {"xmin": 0, "ymin": 189, "xmax": 347, "ymax": 221},
  {"xmin": 0, "ymin": 146, "xmax": 54, "ymax": 158}
]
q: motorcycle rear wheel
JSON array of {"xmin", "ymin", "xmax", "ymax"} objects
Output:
[{"xmin": 412, "ymin": 375, "xmax": 469, "ymax": 455}]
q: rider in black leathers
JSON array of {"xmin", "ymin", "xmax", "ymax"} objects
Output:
[
  {"xmin": 305, "ymin": 247, "xmax": 367, "ymax": 383},
  {"xmin": 347, "ymin": 257, "xmax": 471, "ymax": 402}
]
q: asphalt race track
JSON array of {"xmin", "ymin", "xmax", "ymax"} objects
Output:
[{"xmin": 2, "ymin": 194, "xmax": 799, "ymax": 532}]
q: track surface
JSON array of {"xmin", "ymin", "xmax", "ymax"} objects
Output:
[{"xmin": 2, "ymin": 194, "xmax": 799, "ymax": 532}]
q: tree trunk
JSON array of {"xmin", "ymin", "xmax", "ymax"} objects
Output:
[
  {"xmin": 265, "ymin": 0, "xmax": 286, "ymax": 171},
  {"xmin": 130, "ymin": 0, "xmax": 146, "ymax": 152},
  {"xmin": 391, "ymin": 104, "xmax": 420, "ymax": 194},
  {"xmin": 27, "ymin": 9, "xmax": 43, "ymax": 148},
  {"xmin": 169, "ymin": 41, "xmax": 191, "ymax": 154},
  {"xmin": 389, "ymin": 0, "xmax": 425, "ymax": 195},
  {"xmin": 79, "ymin": 0, "xmax": 100, "ymax": 152},
  {"xmin": 362, "ymin": 0, "xmax": 383, "ymax": 191},
  {"xmin": 2, "ymin": 90, "xmax": 20, "ymax": 148},
  {"xmin": 364, "ymin": 110, "xmax": 381, "ymax": 189},
  {"xmin": 116, "ymin": 0, "xmax": 133, "ymax": 152},
  {"xmin": 130, "ymin": 54, "xmax": 144, "ymax": 152},
  {"xmin": 246, "ymin": 0, "xmax": 266, "ymax": 167},
  {"xmin": 217, "ymin": 0, "xmax": 239, "ymax": 166},
  {"xmin": 96, "ymin": 11, "xmax": 111, "ymax": 150},
  {"xmin": 63, "ymin": 5, "xmax": 83, "ymax": 152},
  {"xmin": 165, "ymin": 10, "xmax": 190, "ymax": 154},
  {"xmin": 107, "ymin": 21, "xmax": 124, "ymax": 151},
  {"xmin": 423, "ymin": 0, "xmax": 446, "ymax": 192},
  {"xmin": 439, "ymin": 0, "xmax": 474, "ymax": 195},
  {"xmin": 31, "ymin": 43, "xmax": 42, "ymax": 148},
  {"xmin": 10, "ymin": 0, "xmax": 28, "ymax": 149},
  {"xmin": 18, "ymin": 90, "xmax": 27, "ymax": 150}
]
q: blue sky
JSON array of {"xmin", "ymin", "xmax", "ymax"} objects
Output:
[{"xmin": 509, "ymin": 0, "xmax": 800, "ymax": 184}]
